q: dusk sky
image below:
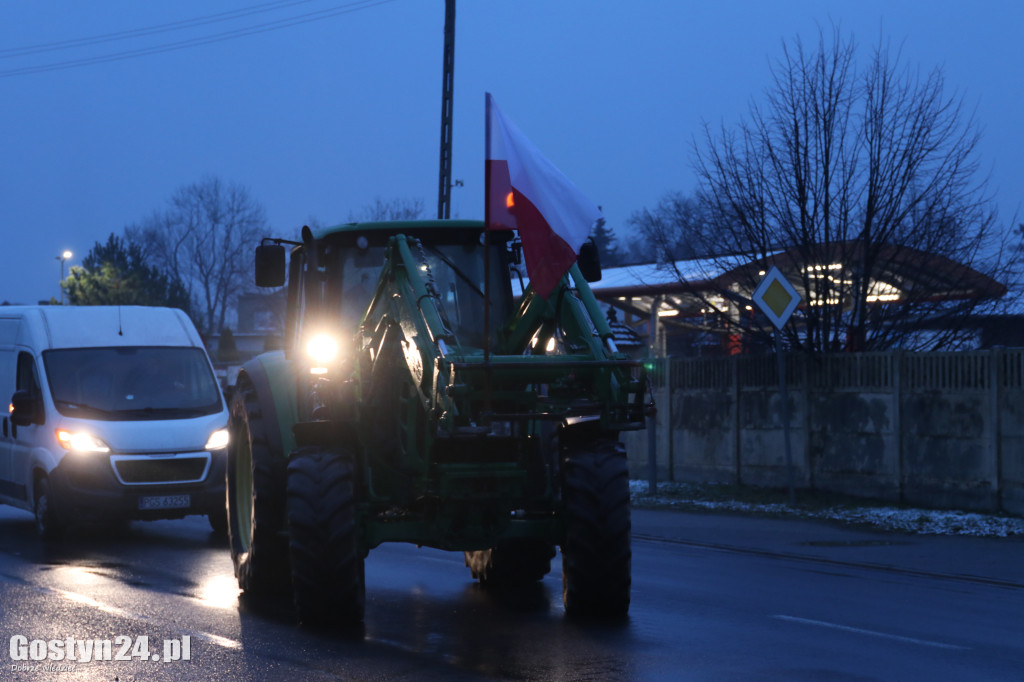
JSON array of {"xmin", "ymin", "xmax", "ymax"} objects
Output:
[{"xmin": 2, "ymin": 0, "xmax": 1021, "ymax": 306}]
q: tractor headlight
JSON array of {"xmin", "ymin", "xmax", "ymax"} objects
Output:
[
  {"xmin": 306, "ymin": 333, "xmax": 340, "ymax": 373},
  {"xmin": 56, "ymin": 429, "xmax": 111, "ymax": 454},
  {"xmin": 205, "ymin": 428, "xmax": 230, "ymax": 451}
]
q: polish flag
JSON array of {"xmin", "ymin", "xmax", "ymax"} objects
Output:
[{"xmin": 485, "ymin": 93, "xmax": 603, "ymax": 299}]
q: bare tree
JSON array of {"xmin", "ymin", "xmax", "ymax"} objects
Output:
[
  {"xmin": 127, "ymin": 176, "xmax": 268, "ymax": 334},
  {"xmin": 348, "ymin": 197, "xmax": 426, "ymax": 222},
  {"xmin": 627, "ymin": 192, "xmax": 709, "ymax": 263},
  {"xmin": 644, "ymin": 25, "xmax": 1014, "ymax": 353}
]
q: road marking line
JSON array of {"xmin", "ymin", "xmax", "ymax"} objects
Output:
[
  {"xmin": 191, "ymin": 631, "xmax": 243, "ymax": 650},
  {"xmin": 773, "ymin": 615, "xmax": 969, "ymax": 650},
  {"xmin": 59, "ymin": 589, "xmax": 138, "ymax": 620},
  {"xmin": 55, "ymin": 587, "xmax": 242, "ymax": 650}
]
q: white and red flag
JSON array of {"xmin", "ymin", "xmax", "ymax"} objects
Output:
[{"xmin": 485, "ymin": 93, "xmax": 603, "ymax": 299}]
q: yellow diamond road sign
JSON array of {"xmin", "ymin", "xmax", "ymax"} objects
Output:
[{"xmin": 752, "ymin": 265, "xmax": 801, "ymax": 330}]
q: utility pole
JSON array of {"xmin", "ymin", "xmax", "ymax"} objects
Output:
[{"xmin": 437, "ymin": 0, "xmax": 455, "ymax": 219}]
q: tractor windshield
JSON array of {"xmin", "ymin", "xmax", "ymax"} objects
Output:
[
  {"xmin": 331, "ymin": 238, "xmax": 513, "ymax": 350},
  {"xmin": 335, "ymin": 244, "xmax": 385, "ymax": 332},
  {"xmin": 423, "ymin": 242, "xmax": 512, "ymax": 349}
]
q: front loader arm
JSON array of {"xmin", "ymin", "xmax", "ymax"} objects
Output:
[
  {"xmin": 360, "ymin": 234, "xmax": 458, "ymax": 417},
  {"xmin": 359, "ymin": 233, "xmax": 651, "ymax": 437}
]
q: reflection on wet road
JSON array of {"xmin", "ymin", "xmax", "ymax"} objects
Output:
[{"xmin": 0, "ymin": 506, "xmax": 1021, "ymax": 680}]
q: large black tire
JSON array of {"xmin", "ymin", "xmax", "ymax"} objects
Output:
[
  {"xmin": 286, "ymin": 448, "xmax": 365, "ymax": 627},
  {"xmin": 226, "ymin": 381, "xmax": 291, "ymax": 594},
  {"xmin": 560, "ymin": 438, "xmax": 631, "ymax": 618},
  {"xmin": 34, "ymin": 476, "xmax": 65, "ymax": 542},
  {"xmin": 465, "ymin": 540, "xmax": 556, "ymax": 586}
]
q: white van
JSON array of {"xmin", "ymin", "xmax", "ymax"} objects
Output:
[{"xmin": 0, "ymin": 305, "xmax": 229, "ymax": 539}]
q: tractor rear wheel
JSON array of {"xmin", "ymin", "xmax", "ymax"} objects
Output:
[
  {"xmin": 465, "ymin": 540, "xmax": 555, "ymax": 586},
  {"xmin": 560, "ymin": 438, "xmax": 631, "ymax": 618},
  {"xmin": 227, "ymin": 380, "xmax": 291, "ymax": 594},
  {"xmin": 286, "ymin": 448, "xmax": 365, "ymax": 627}
]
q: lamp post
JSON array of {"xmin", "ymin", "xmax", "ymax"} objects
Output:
[{"xmin": 57, "ymin": 250, "xmax": 72, "ymax": 304}]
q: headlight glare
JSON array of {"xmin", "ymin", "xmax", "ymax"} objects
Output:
[
  {"xmin": 306, "ymin": 333, "xmax": 340, "ymax": 366},
  {"xmin": 205, "ymin": 428, "xmax": 230, "ymax": 451},
  {"xmin": 55, "ymin": 429, "xmax": 111, "ymax": 454}
]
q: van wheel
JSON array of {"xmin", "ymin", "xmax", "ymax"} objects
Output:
[
  {"xmin": 35, "ymin": 477, "xmax": 65, "ymax": 542},
  {"xmin": 208, "ymin": 511, "xmax": 228, "ymax": 536}
]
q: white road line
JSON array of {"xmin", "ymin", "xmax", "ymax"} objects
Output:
[
  {"xmin": 55, "ymin": 587, "xmax": 242, "ymax": 650},
  {"xmin": 773, "ymin": 615, "xmax": 969, "ymax": 651},
  {"xmin": 58, "ymin": 589, "xmax": 139, "ymax": 620}
]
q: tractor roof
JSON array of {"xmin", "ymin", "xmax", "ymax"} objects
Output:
[{"xmin": 313, "ymin": 219, "xmax": 486, "ymax": 241}]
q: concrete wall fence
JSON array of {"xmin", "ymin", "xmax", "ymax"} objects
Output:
[{"xmin": 623, "ymin": 350, "xmax": 1024, "ymax": 516}]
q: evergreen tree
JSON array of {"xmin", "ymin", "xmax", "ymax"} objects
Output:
[
  {"xmin": 62, "ymin": 234, "xmax": 192, "ymax": 314},
  {"xmin": 591, "ymin": 217, "xmax": 622, "ymax": 267}
]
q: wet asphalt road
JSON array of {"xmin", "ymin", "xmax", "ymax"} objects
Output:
[{"xmin": 0, "ymin": 505, "xmax": 1022, "ymax": 681}]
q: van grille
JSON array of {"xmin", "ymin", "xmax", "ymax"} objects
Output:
[{"xmin": 112, "ymin": 455, "xmax": 210, "ymax": 485}]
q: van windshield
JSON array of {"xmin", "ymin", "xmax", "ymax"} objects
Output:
[{"xmin": 43, "ymin": 347, "xmax": 222, "ymax": 421}]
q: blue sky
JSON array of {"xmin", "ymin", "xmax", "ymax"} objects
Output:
[{"xmin": 1, "ymin": 0, "xmax": 1021, "ymax": 305}]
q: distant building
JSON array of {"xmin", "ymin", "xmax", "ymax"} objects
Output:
[
  {"xmin": 205, "ymin": 290, "xmax": 286, "ymax": 367},
  {"xmin": 591, "ymin": 241, "xmax": 1008, "ymax": 357}
]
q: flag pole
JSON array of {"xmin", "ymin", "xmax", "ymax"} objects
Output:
[
  {"xmin": 483, "ymin": 93, "xmax": 493, "ymax": 423},
  {"xmin": 483, "ymin": 93, "xmax": 492, "ymax": 367}
]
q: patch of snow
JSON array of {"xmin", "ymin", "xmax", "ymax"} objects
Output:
[{"xmin": 629, "ymin": 480, "xmax": 1024, "ymax": 538}]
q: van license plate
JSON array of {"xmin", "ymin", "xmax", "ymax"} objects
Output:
[{"xmin": 139, "ymin": 494, "xmax": 190, "ymax": 510}]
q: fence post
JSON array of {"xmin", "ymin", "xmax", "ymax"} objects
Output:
[
  {"xmin": 776, "ymin": 333, "xmax": 796, "ymax": 506},
  {"xmin": 803, "ymin": 353, "xmax": 813, "ymax": 491},
  {"xmin": 894, "ymin": 351, "xmax": 904, "ymax": 503},
  {"xmin": 733, "ymin": 355, "xmax": 742, "ymax": 486},
  {"xmin": 646, "ymin": 297, "xmax": 661, "ymax": 495},
  {"xmin": 667, "ymin": 359, "xmax": 674, "ymax": 482},
  {"xmin": 991, "ymin": 349, "xmax": 1003, "ymax": 512}
]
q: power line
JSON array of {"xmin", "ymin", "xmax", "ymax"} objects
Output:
[
  {"xmin": 0, "ymin": 0, "xmax": 397, "ymax": 79},
  {"xmin": 0, "ymin": 0, "xmax": 317, "ymax": 59}
]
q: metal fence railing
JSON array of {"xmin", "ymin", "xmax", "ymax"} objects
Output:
[{"xmin": 667, "ymin": 349, "xmax": 1024, "ymax": 393}]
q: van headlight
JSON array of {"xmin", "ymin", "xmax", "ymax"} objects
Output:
[
  {"xmin": 205, "ymin": 428, "xmax": 230, "ymax": 451},
  {"xmin": 55, "ymin": 429, "xmax": 111, "ymax": 454}
]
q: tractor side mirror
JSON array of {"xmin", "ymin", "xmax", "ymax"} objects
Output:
[
  {"xmin": 10, "ymin": 390, "xmax": 41, "ymax": 427},
  {"xmin": 577, "ymin": 239, "xmax": 602, "ymax": 283},
  {"xmin": 255, "ymin": 243, "xmax": 286, "ymax": 288}
]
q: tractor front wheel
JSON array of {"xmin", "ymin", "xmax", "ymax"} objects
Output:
[{"xmin": 286, "ymin": 447, "xmax": 365, "ymax": 627}]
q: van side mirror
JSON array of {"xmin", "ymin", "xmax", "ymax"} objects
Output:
[
  {"xmin": 578, "ymin": 239, "xmax": 602, "ymax": 283},
  {"xmin": 255, "ymin": 243, "xmax": 286, "ymax": 288},
  {"xmin": 10, "ymin": 390, "xmax": 41, "ymax": 427}
]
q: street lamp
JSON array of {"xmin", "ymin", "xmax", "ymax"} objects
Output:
[{"xmin": 57, "ymin": 250, "xmax": 72, "ymax": 304}]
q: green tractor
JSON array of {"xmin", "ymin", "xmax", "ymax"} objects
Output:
[{"xmin": 226, "ymin": 220, "xmax": 650, "ymax": 626}]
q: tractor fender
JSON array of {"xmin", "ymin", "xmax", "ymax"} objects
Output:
[{"xmin": 237, "ymin": 351, "xmax": 299, "ymax": 460}]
